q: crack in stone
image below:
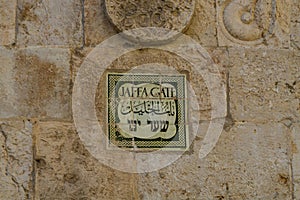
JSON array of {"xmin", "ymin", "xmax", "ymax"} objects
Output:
[
  {"xmin": 0, "ymin": 124, "xmax": 9, "ymax": 164},
  {"xmin": 81, "ymin": 0, "xmax": 85, "ymax": 48},
  {"xmin": 224, "ymin": 70, "xmax": 235, "ymax": 132},
  {"xmin": 291, "ymin": 41, "xmax": 300, "ymax": 50}
]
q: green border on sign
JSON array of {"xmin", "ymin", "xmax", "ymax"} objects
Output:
[{"xmin": 106, "ymin": 72, "xmax": 189, "ymax": 151}]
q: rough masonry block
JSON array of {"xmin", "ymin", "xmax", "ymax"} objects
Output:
[
  {"xmin": 0, "ymin": 0, "xmax": 17, "ymax": 45},
  {"xmin": 136, "ymin": 123, "xmax": 292, "ymax": 199},
  {"xmin": 0, "ymin": 120, "xmax": 33, "ymax": 199},
  {"xmin": 35, "ymin": 121, "xmax": 136, "ymax": 200},
  {"xmin": 0, "ymin": 47, "xmax": 71, "ymax": 119},
  {"xmin": 17, "ymin": 0, "xmax": 83, "ymax": 47},
  {"xmin": 0, "ymin": 47, "xmax": 18, "ymax": 118},
  {"xmin": 229, "ymin": 48, "xmax": 300, "ymax": 123}
]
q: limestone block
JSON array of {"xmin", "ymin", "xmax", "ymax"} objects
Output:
[
  {"xmin": 291, "ymin": 22, "xmax": 300, "ymax": 50},
  {"xmin": 0, "ymin": 47, "xmax": 71, "ymax": 119},
  {"xmin": 15, "ymin": 47, "xmax": 72, "ymax": 119},
  {"xmin": 291, "ymin": 0, "xmax": 300, "ymax": 50},
  {"xmin": 17, "ymin": 0, "xmax": 83, "ymax": 47},
  {"xmin": 229, "ymin": 48, "xmax": 300, "ymax": 123},
  {"xmin": 0, "ymin": 0, "xmax": 17, "ymax": 45},
  {"xmin": 291, "ymin": 0, "xmax": 300, "ymax": 22},
  {"xmin": 136, "ymin": 123, "xmax": 292, "ymax": 199},
  {"xmin": 84, "ymin": 0, "xmax": 117, "ymax": 46},
  {"xmin": 217, "ymin": 0, "xmax": 291, "ymax": 48},
  {"xmin": 0, "ymin": 47, "xmax": 18, "ymax": 118},
  {"xmin": 35, "ymin": 121, "xmax": 136, "ymax": 200},
  {"xmin": 185, "ymin": 0, "xmax": 217, "ymax": 47},
  {"xmin": 0, "ymin": 120, "xmax": 33, "ymax": 199}
]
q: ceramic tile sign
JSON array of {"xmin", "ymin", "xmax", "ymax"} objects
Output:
[{"xmin": 107, "ymin": 72, "xmax": 188, "ymax": 151}]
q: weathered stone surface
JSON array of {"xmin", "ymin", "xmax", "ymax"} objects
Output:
[
  {"xmin": 136, "ymin": 123, "xmax": 292, "ymax": 199},
  {"xmin": 84, "ymin": 0, "xmax": 217, "ymax": 47},
  {"xmin": 70, "ymin": 48, "xmax": 93, "ymax": 83},
  {"xmin": 0, "ymin": 120, "xmax": 33, "ymax": 199},
  {"xmin": 291, "ymin": 0, "xmax": 300, "ymax": 50},
  {"xmin": 35, "ymin": 121, "xmax": 136, "ymax": 200},
  {"xmin": 0, "ymin": 47, "xmax": 71, "ymax": 119},
  {"xmin": 292, "ymin": 123, "xmax": 300, "ymax": 199},
  {"xmin": 105, "ymin": 0, "xmax": 195, "ymax": 32},
  {"xmin": 0, "ymin": 0, "xmax": 17, "ymax": 45},
  {"xmin": 84, "ymin": 0, "xmax": 117, "ymax": 46},
  {"xmin": 217, "ymin": 0, "xmax": 291, "ymax": 48},
  {"xmin": 105, "ymin": 0, "xmax": 195, "ymax": 43},
  {"xmin": 291, "ymin": 0, "xmax": 300, "ymax": 22},
  {"xmin": 207, "ymin": 47, "xmax": 230, "ymax": 68},
  {"xmin": 291, "ymin": 22, "xmax": 300, "ymax": 50},
  {"xmin": 15, "ymin": 47, "xmax": 72, "ymax": 119},
  {"xmin": 17, "ymin": 0, "xmax": 83, "ymax": 47},
  {"xmin": 229, "ymin": 48, "xmax": 300, "ymax": 123},
  {"xmin": 185, "ymin": 0, "xmax": 217, "ymax": 47},
  {"xmin": 0, "ymin": 47, "xmax": 18, "ymax": 118}
]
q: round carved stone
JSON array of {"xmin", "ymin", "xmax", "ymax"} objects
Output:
[
  {"xmin": 105, "ymin": 0, "xmax": 195, "ymax": 43},
  {"xmin": 219, "ymin": 0, "xmax": 276, "ymax": 45}
]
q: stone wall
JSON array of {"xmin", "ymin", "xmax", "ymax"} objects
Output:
[{"xmin": 0, "ymin": 0, "xmax": 299, "ymax": 199}]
